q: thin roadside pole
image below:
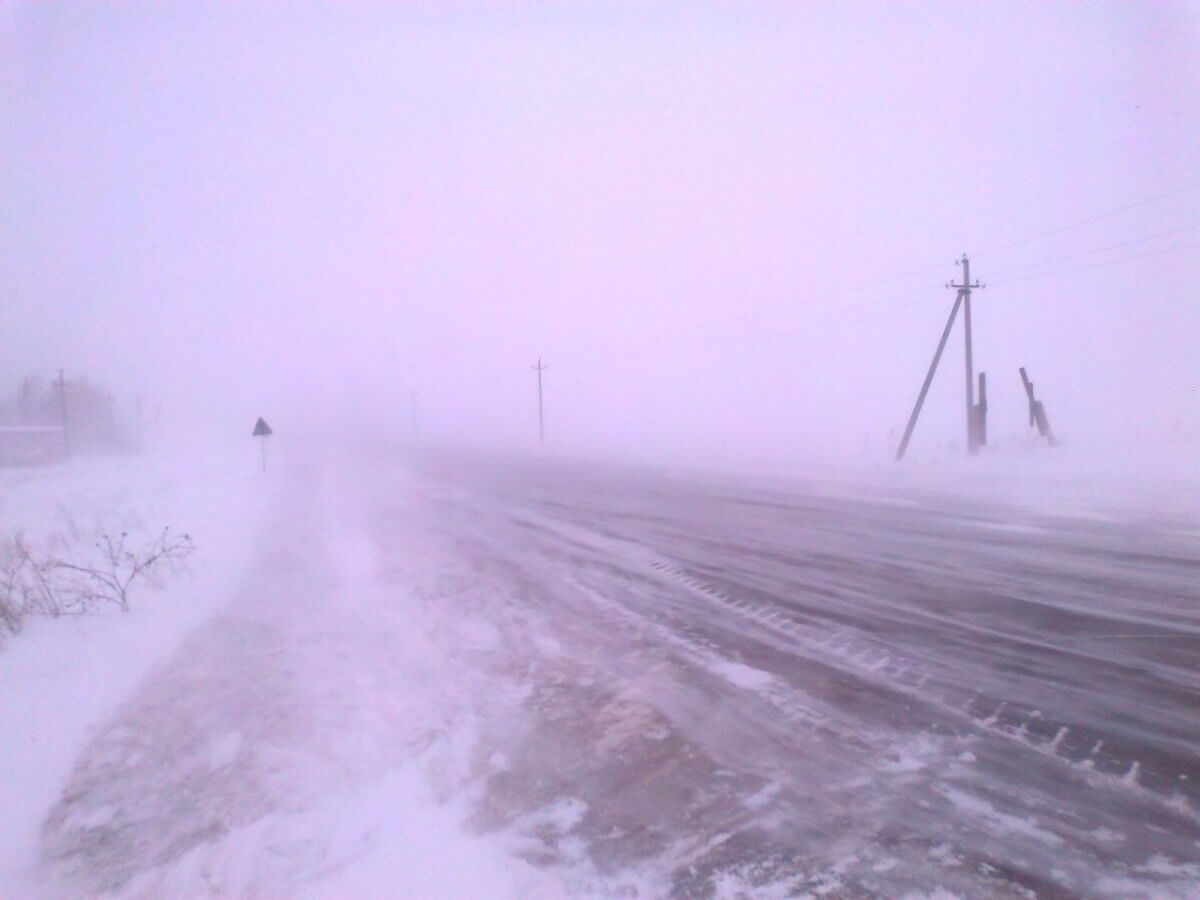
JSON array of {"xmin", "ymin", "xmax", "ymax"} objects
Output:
[{"xmin": 533, "ymin": 357, "xmax": 547, "ymax": 444}]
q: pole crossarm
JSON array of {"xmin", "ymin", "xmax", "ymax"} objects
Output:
[{"xmin": 947, "ymin": 254, "xmax": 985, "ymax": 292}]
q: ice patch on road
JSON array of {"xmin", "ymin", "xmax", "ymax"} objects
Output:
[
  {"xmin": 594, "ymin": 694, "xmax": 671, "ymax": 753},
  {"xmin": 1136, "ymin": 852, "xmax": 1200, "ymax": 879},
  {"xmin": 879, "ymin": 733, "xmax": 943, "ymax": 774},
  {"xmin": 743, "ymin": 780, "xmax": 784, "ymax": 811},
  {"xmin": 706, "ymin": 659, "xmax": 774, "ymax": 691},
  {"xmin": 527, "ymin": 796, "xmax": 589, "ymax": 834},
  {"xmin": 938, "ymin": 787, "xmax": 1064, "ymax": 847},
  {"xmin": 505, "ymin": 797, "xmax": 592, "ymax": 868}
]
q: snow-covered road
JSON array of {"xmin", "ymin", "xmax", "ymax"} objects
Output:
[{"xmin": 30, "ymin": 451, "xmax": 1200, "ymax": 897}]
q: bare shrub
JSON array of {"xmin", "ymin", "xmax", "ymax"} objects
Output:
[
  {"xmin": 0, "ymin": 525, "xmax": 195, "ymax": 639},
  {"xmin": 0, "ymin": 539, "xmax": 32, "ymax": 634},
  {"xmin": 56, "ymin": 527, "xmax": 195, "ymax": 612}
]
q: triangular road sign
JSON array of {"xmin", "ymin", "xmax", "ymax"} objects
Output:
[{"xmin": 252, "ymin": 417, "xmax": 273, "ymax": 437}]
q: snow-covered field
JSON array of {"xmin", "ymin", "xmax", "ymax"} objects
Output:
[
  {"xmin": 1, "ymin": 443, "xmax": 576, "ymax": 897},
  {"xmin": 1, "ymin": 445, "xmax": 265, "ymax": 893},
  {"xmin": 3, "ymin": 441, "xmax": 1199, "ymax": 897}
]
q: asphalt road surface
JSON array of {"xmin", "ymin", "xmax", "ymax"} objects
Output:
[{"xmin": 38, "ymin": 452, "xmax": 1200, "ymax": 897}]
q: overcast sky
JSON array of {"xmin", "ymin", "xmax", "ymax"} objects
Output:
[{"xmin": 2, "ymin": 2, "xmax": 1197, "ymax": 464}]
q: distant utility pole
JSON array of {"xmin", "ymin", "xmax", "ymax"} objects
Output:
[
  {"xmin": 532, "ymin": 357, "xmax": 547, "ymax": 444},
  {"xmin": 895, "ymin": 256, "xmax": 985, "ymax": 461},
  {"xmin": 57, "ymin": 369, "xmax": 70, "ymax": 454}
]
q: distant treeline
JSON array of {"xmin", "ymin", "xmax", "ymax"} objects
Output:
[{"xmin": 0, "ymin": 374, "xmax": 132, "ymax": 463}]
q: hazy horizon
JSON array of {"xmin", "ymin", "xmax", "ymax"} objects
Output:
[
  {"xmin": 4, "ymin": 10, "xmax": 1200, "ymax": 893},
  {"xmin": 3, "ymin": 2, "xmax": 1198, "ymax": 465}
]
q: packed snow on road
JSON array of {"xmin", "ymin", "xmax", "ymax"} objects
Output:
[{"xmin": 3, "ymin": 442, "xmax": 1198, "ymax": 898}]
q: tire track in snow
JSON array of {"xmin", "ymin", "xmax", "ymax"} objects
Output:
[{"xmin": 641, "ymin": 555, "xmax": 1199, "ymax": 820}]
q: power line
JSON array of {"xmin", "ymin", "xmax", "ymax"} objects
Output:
[
  {"xmin": 462, "ymin": 236, "xmax": 1185, "ymax": 386},
  {"xmin": 574, "ymin": 222, "xmax": 1200, "ymax": 370},
  {"xmin": 559, "ymin": 182, "xmax": 1200, "ymax": 372},
  {"xmin": 411, "ymin": 180, "xmax": 1200, "ymax": 402},
  {"xmin": 986, "ymin": 222, "xmax": 1200, "ymax": 280},
  {"xmin": 559, "ymin": 261, "xmax": 949, "ymax": 365},
  {"xmin": 987, "ymin": 240, "xmax": 1200, "ymax": 287},
  {"xmin": 557, "ymin": 279, "xmax": 949, "ymax": 372},
  {"xmin": 428, "ymin": 233, "xmax": 1194, "ymax": 392},
  {"xmin": 979, "ymin": 180, "xmax": 1200, "ymax": 256},
  {"xmin": 466, "ymin": 232, "xmax": 1192, "ymax": 382}
]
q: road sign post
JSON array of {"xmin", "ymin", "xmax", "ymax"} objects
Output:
[{"xmin": 252, "ymin": 417, "xmax": 273, "ymax": 472}]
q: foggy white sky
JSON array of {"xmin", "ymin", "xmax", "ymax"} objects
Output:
[{"xmin": 2, "ymin": 2, "xmax": 1197, "ymax": 463}]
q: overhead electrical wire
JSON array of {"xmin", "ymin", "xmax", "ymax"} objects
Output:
[
  {"xmin": 986, "ymin": 240, "xmax": 1200, "ymax": 287},
  {"xmin": 977, "ymin": 181, "xmax": 1200, "ymax": 256},
  {"xmin": 985, "ymin": 222, "xmax": 1200, "ymax": 280},
  {"xmin": 559, "ymin": 257, "xmax": 951, "ymax": 365},
  {"xmin": 418, "ymin": 177, "xmax": 1200, "ymax": 392},
  {"xmin": 555, "ymin": 179, "xmax": 1200, "ymax": 371},
  {"xmin": 558, "ymin": 284, "xmax": 941, "ymax": 371},
  {"xmin": 561, "ymin": 228, "xmax": 1200, "ymax": 372}
]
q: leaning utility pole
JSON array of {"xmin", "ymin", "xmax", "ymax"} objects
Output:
[
  {"xmin": 950, "ymin": 255, "xmax": 984, "ymax": 455},
  {"xmin": 895, "ymin": 290, "xmax": 964, "ymax": 461},
  {"xmin": 532, "ymin": 357, "xmax": 547, "ymax": 444},
  {"xmin": 895, "ymin": 256, "xmax": 985, "ymax": 461},
  {"xmin": 1019, "ymin": 367, "xmax": 1057, "ymax": 446}
]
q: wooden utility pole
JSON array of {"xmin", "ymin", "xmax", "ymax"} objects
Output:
[
  {"xmin": 949, "ymin": 255, "xmax": 984, "ymax": 454},
  {"xmin": 532, "ymin": 357, "xmax": 547, "ymax": 444},
  {"xmin": 895, "ymin": 256, "xmax": 985, "ymax": 461}
]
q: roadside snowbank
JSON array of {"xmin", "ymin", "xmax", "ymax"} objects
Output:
[
  {"xmin": 644, "ymin": 438, "xmax": 1200, "ymax": 524},
  {"xmin": 875, "ymin": 438, "xmax": 1200, "ymax": 522},
  {"xmin": 3, "ymin": 446, "xmax": 587, "ymax": 898},
  {"xmin": 0, "ymin": 443, "xmax": 268, "ymax": 893},
  {"xmin": 488, "ymin": 429, "xmax": 1200, "ymax": 523}
]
